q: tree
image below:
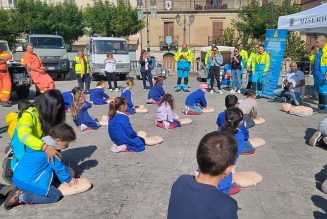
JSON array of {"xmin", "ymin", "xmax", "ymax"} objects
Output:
[
  {"xmin": 0, "ymin": 9, "xmax": 21, "ymax": 49},
  {"xmin": 234, "ymin": 0, "xmax": 299, "ymax": 41},
  {"xmin": 12, "ymin": 0, "xmax": 85, "ymax": 44},
  {"xmin": 213, "ymin": 28, "xmax": 239, "ymax": 47},
  {"xmin": 84, "ymin": 0, "xmax": 145, "ymax": 37},
  {"xmin": 284, "ymin": 32, "xmax": 306, "ymax": 61}
]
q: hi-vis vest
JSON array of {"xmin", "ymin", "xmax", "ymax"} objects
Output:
[
  {"xmin": 0, "ymin": 51, "xmax": 11, "ymax": 71},
  {"xmin": 252, "ymin": 51, "xmax": 270, "ymax": 73},
  {"xmin": 308, "ymin": 43, "xmax": 327, "ymax": 76},
  {"xmin": 175, "ymin": 48, "xmax": 194, "ymax": 63},
  {"xmin": 73, "ymin": 55, "xmax": 90, "ymax": 75}
]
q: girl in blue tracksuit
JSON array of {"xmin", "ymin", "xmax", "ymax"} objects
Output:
[
  {"xmin": 184, "ymin": 83, "xmax": 208, "ymax": 114},
  {"xmin": 72, "ymin": 92, "xmax": 100, "ymax": 131},
  {"xmin": 61, "ymin": 87, "xmax": 82, "ymax": 111},
  {"xmin": 148, "ymin": 76, "xmax": 165, "ymax": 103},
  {"xmin": 121, "ymin": 80, "xmax": 136, "ymax": 115},
  {"xmin": 218, "ymin": 108, "xmax": 245, "ymax": 196},
  {"xmin": 108, "ymin": 97, "xmax": 145, "ymax": 152},
  {"xmin": 90, "ymin": 81, "xmax": 110, "ymax": 105},
  {"xmin": 6, "ymin": 123, "xmax": 76, "ymax": 210}
]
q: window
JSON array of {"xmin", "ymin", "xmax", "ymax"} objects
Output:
[
  {"xmin": 8, "ymin": 0, "xmax": 17, "ymax": 8},
  {"xmin": 164, "ymin": 22, "xmax": 174, "ymax": 37},
  {"xmin": 212, "ymin": 21, "xmax": 223, "ymax": 37}
]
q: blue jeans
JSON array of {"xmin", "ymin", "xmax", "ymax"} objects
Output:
[
  {"xmin": 141, "ymin": 70, "xmax": 153, "ymax": 89},
  {"xmin": 186, "ymin": 105, "xmax": 202, "ymax": 114},
  {"xmin": 19, "ymin": 185, "xmax": 62, "ymax": 204},
  {"xmin": 76, "ymin": 74, "xmax": 91, "ymax": 92},
  {"xmin": 231, "ymin": 69, "xmax": 242, "ymax": 90},
  {"xmin": 274, "ymin": 88, "xmax": 301, "ymax": 106}
]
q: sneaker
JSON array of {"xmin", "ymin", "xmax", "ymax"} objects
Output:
[
  {"xmin": 322, "ymin": 137, "xmax": 327, "ymax": 146},
  {"xmin": 183, "ymin": 89, "xmax": 190, "ymax": 92},
  {"xmin": 175, "ymin": 89, "xmax": 181, "ymax": 92},
  {"xmin": 230, "ymin": 90, "xmax": 235, "ymax": 94},
  {"xmin": 321, "ymin": 179, "xmax": 327, "ymax": 194},
  {"xmin": 114, "ymin": 88, "xmax": 120, "ymax": 92},
  {"xmin": 309, "ymin": 131, "xmax": 322, "ymax": 147},
  {"xmin": 4, "ymin": 189, "xmax": 22, "ymax": 210},
  {"xmin": 210, "ymin": 89, "xmax": 214, "ymax": 94},
  {"xmin": 237, "ymin": 89, "xmax": 241, "ymax": 94},
  {"xmin": 80, "ymin": 124, "xmax": 88, "ymax": 132},
  {"xmin": 218, "ymin": 90, "xmax": 223, "ymax": 95},
  {"xmin": 110, "ymin": 144, "xmax": 127, "ymax": 153},
  {"xmin": 143, "ymin": 89, "xmax": 147, "ymax": 92},
  {"xmin": 109, "ymin": 89, "xmax": 113, "ymax": 92}
]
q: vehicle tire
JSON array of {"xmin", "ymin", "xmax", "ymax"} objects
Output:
[
  {"xmin": 136, "ymin": 75, "xmax": 141, "ymax": 80},
  {"xmin": 15, "ymin": 87, "xmax": 30, "ymax": 99},
  {"xmin": 119, "ymin": 74, "xmax": 127, "ymax": 80}
]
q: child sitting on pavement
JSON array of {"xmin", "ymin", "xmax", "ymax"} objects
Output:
[
  {"xmin": 184, "ymin": 83, "xmax": 214, "ymax": 115},
  {"xmin": 4, "ymin": 123, "xmax": 91, "ymax": 210},
  {"xmin": 61, "ymin": 87, "xmax": 82, "ymax": 112},
  {"xmin": 90, "ymin": 81, "xmax": 112, "ymax": 105},
  {"xmin": 167, "ymin": 132, "xmax": 238, "ymax": 219},
  {"xmin": 238, "ymin": 89, "xmax": 265, "ymax": 126},
  {"xmin": 155, "ymin": 94, "xmax": 192, "ymax": 129},
  {"xmin": 121, "ymin": 80, "xmax": 148, "ymax": 114},
  {"xmin": 71, "ymin": 91, "xmax": 100, "ymax": 132},
  {"xmin": 147, "ymin": 76, "xmax": 165, "ymax": 104}
]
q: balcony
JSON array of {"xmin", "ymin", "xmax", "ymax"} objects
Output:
[{"xmin": 159, "ymin": 36, "xmax": 179, "ymax": 51}]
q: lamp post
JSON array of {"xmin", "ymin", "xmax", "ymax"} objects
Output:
[{"xmin": 175, "ymin": 13, "xmax": 195, "ymax": 44}]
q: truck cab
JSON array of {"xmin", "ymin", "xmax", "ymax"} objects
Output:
[
  {"xmin": 23, "ymin": 34, "xmax": 70, "ymax": 79},
  {"xmin": 85, "ymin": 36, "xmax": 130, "ymax": 80}
]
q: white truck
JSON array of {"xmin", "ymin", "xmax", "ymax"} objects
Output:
[
  {"xmin": 14, "ymin": 34, "xmax": 71, "ymax": 79},
  {"xmin": 85, "ymin": 36, "xmax": 130, "ymax": 80}
]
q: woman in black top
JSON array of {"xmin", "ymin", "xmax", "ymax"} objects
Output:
[
  {"xmin": 230, "ymin": 48, "xmax": 243, "ymax": 93},
  {"xmin": 139, "ymin": 49, "xmax": 153, "ymax": 91}
]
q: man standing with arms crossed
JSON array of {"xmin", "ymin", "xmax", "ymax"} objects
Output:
[
  {"xmin": 21, "ymin": 44, "xmax": 55, "ymax": 93},
  {"xmin": 308, "ymin": 36, "xmax": 327, "ymax": 113},
  {"xmin": 0, "ymin": 49, "xmax": 12, "ymax": 107}
]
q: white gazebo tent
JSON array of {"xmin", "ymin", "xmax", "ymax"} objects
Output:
[{"xmin": 278, "ymin": 3, "xmax": 327, "ymax": 33}]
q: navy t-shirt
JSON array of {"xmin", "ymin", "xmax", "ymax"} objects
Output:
[{"xmin": 168, "ymin": 175, "xmax": 238, "ymax": 219}]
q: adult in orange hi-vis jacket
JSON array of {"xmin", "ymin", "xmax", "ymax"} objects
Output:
[
  {"xmin": 0, "ymin": 49, "xmax": 12, "ymax": 107},
  {"xmin": 21, "ymin": 44, "xmax": 55, "ymax": 93}
]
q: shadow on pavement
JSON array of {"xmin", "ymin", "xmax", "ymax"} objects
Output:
[
  {"xmin": 62, "ymin": 145, "xmax": 98, "ymax": 178},
  {"xmin": 312, "ymin": 195, "xmax": 327, "ymax": 218},
  {"xmin": 315, "ymin": 165, "xmax": 327, "ymax": 191}
]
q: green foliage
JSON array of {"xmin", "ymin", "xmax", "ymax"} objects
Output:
[
  {"xmin": 213, "ymin": 28, "xmax": 239, "ymax": 47},
  {"xmin": 84, "ymin": 0, "xmax": 145, "ymax": 37},
  {"xmin": 284, "ymin": 32, "xmax": 306, "ymax": 61},
  {"xmin": 0, "ymin": 9, "xmax": 21, "ymax": 49},
  {"xmin": 234, "ymin": 0, "xmax": 299, "ymax": 41},
  {"xmin": 12, "ymin": 0, "xmax": 84, "ymax": 44}
]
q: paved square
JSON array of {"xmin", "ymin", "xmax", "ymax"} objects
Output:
[{"xmin": 0, "ymin": 74, "xmax": 326, "ymax": 219}]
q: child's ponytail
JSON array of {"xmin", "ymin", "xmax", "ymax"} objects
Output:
[
  {"xmin": 160, "ymin": 93, "xmax": 175, "ymax": 109},
  {"xmin": 221, "ymin": 108, "xmax": 243, "ymax": 135},
  {"xmin": 108, "ymin": 97, "xmax": 127, "ymax": 119}
]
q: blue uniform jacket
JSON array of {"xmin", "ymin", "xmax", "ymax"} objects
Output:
[
  {"xmin": 12, "ymin": 147, "xmax": 71, "ymax": 196},
  {"xmin": 216, "ymin": 111, "xmax": 249, "ymax": 141},
  {"xmin": 108, "ymin": 113, "xmax": 145, "ymax": 152},
  {"xmin": 185, "ymin": 89, "xmax": 207, "ymax": 108},
  {"xmin": 121, "ymin": 88, "xmax": 135, "ymax": 114},
  {"xmin": 148, "ymin": 83, "xmax": 165, "ymax": 102},
  {"xmin": 177, "ymin": 59, "xmax": 191, "ymax": 71},
  {"xmin": 74, "ymin": 101, "xmax": 100, "ymax": 129},
  {"xmin": 90, "ymin": 87, "xmax": 109, "ymax": 105},
  {"xmin": 62, "ymin": 91, "xmax": 73, "ymax": 110}
]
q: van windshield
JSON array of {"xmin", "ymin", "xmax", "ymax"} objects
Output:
[
  {"xmin": 93, "ymin": 40, "xmax": 128, "ymax": 54},
  {"xmin": 30, "ymin": 37, "xmax": 65, "ymax": 49},
  {"xmin": 0, "ymin": 42, "xmax": 8, "ymax": 51}
]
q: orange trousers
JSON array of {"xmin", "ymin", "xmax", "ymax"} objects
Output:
[
  {"xmin": 0, "ymin": 72, "xmax": 12, "ymax": 101},
  {"xmin": 30, "ymin": 70, "xmax": 55, "ymax": 93}
]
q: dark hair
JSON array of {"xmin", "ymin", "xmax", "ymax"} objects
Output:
[
  {"xmin": 108, "ymin": 97, "xmax": 127, "ymax": 119},
  {"xmin": 160, "ymin": 93, "xmax": 174, "ymax": 109},
  {"xmin": 96, "ymin": 80, "xmax": 105, "ymax": 87},
  {"xmin": 259, "ymin": 44, "xmax": 264, "ymax": 48},
  {"xmin": 225, "ymin": 94, "xmax": 238, "ymax": 109},
  {"xmin": 155, "ymin": 76, "xmax": 164, "ymax": 85},
  {"xmin": 221, "ymin": 108, "xmax": 243, "ymax": 135},
  {"xmin": 246, "ymin": 89, "xmax": 256, "ymax": 98},
  {"xmin": 18, "ymin": 99, "xmax": 31, "ymax": 111},
  {"xmin": 197, "ymin": 132, "xmax": 237, "ymax": 176},
  {"xmin": 71, "ymin": 87, "xmax": 82, "ymax": 95},
  {"xmin": 50, "ymin": 123, "xmax": 76, "ymax": 143},
  {"xmin": 19, "ymin": 89, "xmax": 65, "ymax": 136}
]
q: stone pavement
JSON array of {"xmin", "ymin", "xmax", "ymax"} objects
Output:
[{"xmin": 0, "ymin": 74, "xmax": 326, "ymax": 219}]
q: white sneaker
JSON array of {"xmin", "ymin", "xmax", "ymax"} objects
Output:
[
  {"xmin": 110, "ymin": 144, "xmax": 127, "ymax": 153},
  {"xmin": 80, "ymin": 124, "xmax": 88, "ymax": 132},
  {"xmin": 218, "ymin": 90, "xmax": 223, "ymax": 94},
  {"xmin": 114, "ymin": 88, "xmax": 120, "ymax": 92},
  {"xmin": 230, "ymin": 90, "xmax": 235, "ymax": 94},
  {"xmin": 238, "ymin": 90, "xmax": 241, "ymax": 94},
  {"xmin": 109, "ymin": 88, "xmax": 113, "ymax": 92},
  {"xmin": 210, "ymin": 89, "xmax": 214, "ymax": 94}
]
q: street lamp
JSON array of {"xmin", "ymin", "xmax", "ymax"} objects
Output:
[{"xmin": 175, "ymin": 13, "xmax": 195, "ymax": 44}]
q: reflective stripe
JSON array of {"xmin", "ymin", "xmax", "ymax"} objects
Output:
[
  {"xmin": 21, "ymin": 132, "xmax": 32, "ymax": 143},
  {"xmin": 34, "ymin": 169, "xmax": 46, "ymax": 182},
  {"xmin": 2, "ymin": 90, "xmax": 10, "ymax": 94}
]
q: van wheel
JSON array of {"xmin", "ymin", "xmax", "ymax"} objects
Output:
[
  {"xmin": 15, "ymin": 87, "xmax": 30, "ymax": 99},
  {"xmin": 119, "ymin": 74, "xmax": 127, "ymax": 80}
]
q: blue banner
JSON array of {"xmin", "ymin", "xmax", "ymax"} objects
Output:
[{"xmin": 262, "ymin": 29, "xmax": 288, "ymax": 98}]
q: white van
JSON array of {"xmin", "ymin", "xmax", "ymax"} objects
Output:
[{"xmin": 85, "ymin": 36, "xmax": 130, "ymax": 80}]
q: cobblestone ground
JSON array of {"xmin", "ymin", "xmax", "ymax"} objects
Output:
[{"xmin": 0, "ymin": 73, "xmax": 326, "ymax": 219}]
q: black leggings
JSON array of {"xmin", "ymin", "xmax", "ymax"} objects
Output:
[
  {"xmin": 105, "ymin": 71, "xmax": 117, "ymax": 89},
  {"xmin": 210, "ymin": 66, "xmax": 221, "ymax": 90}
]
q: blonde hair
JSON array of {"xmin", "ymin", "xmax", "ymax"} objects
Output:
[
  {"xmin": 71, "ymin": 92, "xmax": 84, "ymax": 119},
  {"xmin": 108, "ymin": 97, "xmax": 127, "ymax": 119},
  {"xmin": 126, "ymin": 80, "xmax": 135, "ymax": 88}
]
